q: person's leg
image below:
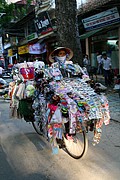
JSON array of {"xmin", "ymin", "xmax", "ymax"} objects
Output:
[
  {"xmin": 108, "ymin": 70, "xmax": 112, "ymax": 86},
  {"xmin": 100, "ymin": 64, "xmax": 103, "ymax": 75},
  {"xmin": 104, "ymin": 70, "xmax": 108, "ymax": 86},
  {"xmin": 97, "ymin": 64, "xmax": 99, "ymax": 74}
]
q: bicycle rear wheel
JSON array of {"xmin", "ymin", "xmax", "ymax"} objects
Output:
[{"xmin": 64, "ymin": 130, "xmax": 88, "ymax": 159}]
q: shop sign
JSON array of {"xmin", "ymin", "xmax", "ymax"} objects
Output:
[
  {"xmin": 82, "ymin": 7, "xmax": 120, "ymax": 31},
  {"xmin": 8, "ymin": 49, "xmax": 13, "ymax": 57},
  {"xmin": 29, "ymin": 42, "xmax": 46, "ymax": 54},
  {"xmin": 34, "ymin": 11, "xmax": 53, "ymax": 36},
  {"xmin": 26, "ymin": 33, "xmax": 38, "ymax": 42},
  {"xmin": 18, "ymin": 45, "xmax": 29, "ymax": 55}
]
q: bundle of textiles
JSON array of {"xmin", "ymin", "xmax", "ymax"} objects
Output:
[{"xmin": 32, "ymin": 77, "xmax": 110, "ymax": 147}]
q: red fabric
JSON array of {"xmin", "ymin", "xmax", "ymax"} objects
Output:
[
  {"xmin": 48, "ymin": 103, "xmax": 58, "ymax": 111},
  {"xmin": 20, "ymin": 67, "xmax": 34, "ymax": 80}
]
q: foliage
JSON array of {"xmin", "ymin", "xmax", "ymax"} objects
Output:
[
  {"xmin": 0, "ymin": 0, "xmax": 33, "ymax": 30},
  {"xmin": 78, "ymin": 0, "xmax": 113, "ymax": 14}
]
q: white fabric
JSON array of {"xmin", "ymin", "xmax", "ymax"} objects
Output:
[
  {"xmin": 16, "ymin": 83, "xmax": 25, "ymax": 100},
  {"xmin": 56, "ymin": 55, "xmax": 66, "ymax": 62},
  {"xmin": 83, "ymin": 58, "xmax": 90, "ymax": 66},
  {"xmin": 0, "ymin": 78, "xmax": 7, "ymax": 85},
  {"xmin": 101, "ymin": 57, "xmax": 111, "ymax": 70},
  {"xmin": 0, "ymin": 67, "xmax": 4, "ymax": 74},
  {"xmin": 34, "ymin": 61, "xmax": 45, "ymax": 69},
  {"xmin": 97, "ymin": 55, "xmax": 102, "ymax": 64},
  {"xmin": 65, "ymin": 61, "xmax": 73, "ymax": 64},
  {"xmin": 114, "ymin": 84, "xmax": 120, "ymax": 90},
  {"xmin": 50, "ymin": 108, "xmax": 62, "ymax": 124},
  {"xmin": 97, "ymin": 83, "xmax": 107, "ymax": 90}
]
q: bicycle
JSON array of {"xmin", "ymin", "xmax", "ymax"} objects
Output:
[
  {"xmin": 32, "ymin": 115, "xmax": 88, "ymax": 159},
  {"xmin": 31, "ymin": 87, "xmax": 89, "ymax": 159}
]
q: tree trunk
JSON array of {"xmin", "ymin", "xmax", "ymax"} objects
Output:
[{"xmin": 55, "ymin": 0, "xmax": 83, "ymax": 65}]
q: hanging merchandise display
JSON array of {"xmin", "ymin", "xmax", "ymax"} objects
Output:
[
  {"xmin": 9, "ymin": 61, "xmax": 36, "ymax": 120},
  {"xmin": 9, "ymin": 48, "xmax": 110, "ymax": 159},
  {"xmin": 33, "ymin": 71, "xmax": 110, "ymax": 144}
]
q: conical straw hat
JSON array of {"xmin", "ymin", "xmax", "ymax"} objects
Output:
[{"xmin": 49, "ymin": 47, "xmax": 73, "ymax": 63}]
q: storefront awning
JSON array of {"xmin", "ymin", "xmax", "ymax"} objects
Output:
[
  {"xmin": 79, "ymin": 28, "xmax": 103, "ymax": 40},
  {"xmin": 38, "ymin": 31, "xmax": 54, "ymax": 40}
]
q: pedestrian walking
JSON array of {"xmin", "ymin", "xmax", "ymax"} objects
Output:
[
  {"xmin": 101, "ymin": 53, "xmax": 112, "ymax": 86},
  {"xmin": 96, "ymin": 52, "xmax": 103, "ymax": 75},
  {"xmin": 83, "ymin": 54, "xmax": 90, "ymax": 74}
]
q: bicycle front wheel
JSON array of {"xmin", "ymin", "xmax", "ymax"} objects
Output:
[
  {"xmin": 32, "ymin": 121, "xmax": 43, "ymax": 135},
  {"xmin": 64, "ymin": 131, "xmax": 88, "ymax": 159}
]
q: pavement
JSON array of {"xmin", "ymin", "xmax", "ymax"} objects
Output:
[
  {"xmin": 107, "ymin": 93, "xmax": 120, "ymax": 122},
  {"xmin": 96, "ymin": 75, "xmax": 120, "ymax": 123}
]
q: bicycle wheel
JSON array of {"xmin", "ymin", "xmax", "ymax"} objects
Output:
[
  {"xmin": 32, "ymin": 121, "xmax": 43, "ymax": 135},
  {"xmin": 64, "ymin": 130, "xmax": 88, "ymax": 159}
]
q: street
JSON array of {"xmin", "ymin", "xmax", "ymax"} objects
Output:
[
  {"xmin": 0, "ymin": 95, "xmax": 120, "ymax": 180},
  {"xmin": 1, "ymin": 0, "xmax": 120, "ymax": 179}
]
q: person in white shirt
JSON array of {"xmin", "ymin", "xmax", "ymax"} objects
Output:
[
  {"xmin": 96, "ymin": 52, "xmax": 103, "ymax": 75},
  {"xmin": 101, "ymin": 53, "xmax": 112, "ymax": 86},
  {"xmin": 83, "ymin": 54, "xmax": 90, "ymax": 74},
  {"xmin": 83, "ymin": 54, "xmax": 90, "ymax": 67}
]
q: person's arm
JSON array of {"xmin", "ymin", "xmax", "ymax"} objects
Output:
[
  {"xmin": 88, "ymin": 59, "xmax": 91, "ymax": 65},
  {"xmin": 101, "ymin": 58, "xmax": 103, "ymax": 64},
  {"xmin": 109, "ymin": 58, "xmax": 112, "ymax": 69}
]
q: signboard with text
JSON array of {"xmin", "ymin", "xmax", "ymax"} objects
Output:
[
  {"xmin": 29, "ymin": 42, "xmax": 46, "ymax": 54},
  {"xmin": 82, "ymin": 7, "xmax": 120, "ymax": 31},
  {"xmin": 26, "ymin": 33, "xmax": 38, "ymax": 42},
  {"xmin": 18, "ymin": 45, "xmax": 29, "ymax": 55},
  {"xmin": 34, "ymin": 11, "xmax": 53, "ymax": 35},
  {"xmin": 8, "ymin": 49, "xmax": 13, "ymax": 57}
]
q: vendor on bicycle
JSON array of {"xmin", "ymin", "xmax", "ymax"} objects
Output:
[
  {"xmin": 49, "ymin": 47, "xmax": 73, "ymax": 66},
  {"xmin": 49, "ymin": 47, "xmax": 86, "ymax": 77}
]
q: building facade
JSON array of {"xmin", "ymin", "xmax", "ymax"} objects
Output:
[{"xmin": 78, "ymin": 0, "xmax": 120, "ymax": 75}]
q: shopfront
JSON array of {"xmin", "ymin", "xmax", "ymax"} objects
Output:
[
  {"xmin": 18, "ymin": 44, "xmax": 29, "ymax": 62},
  {"xmin": 80, "ymin": 7, "xmax": 120, "ymax": 74},
  {"xmin": 90, "ymin": 27, "xmax": 119, "ymax": 74},
  {"xmin": 18, "ymin": 42, "xmax": 48, "ymax": 63}
]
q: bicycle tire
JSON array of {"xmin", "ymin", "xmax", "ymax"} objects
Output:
[
  {"xmin": 32, "ymin": 121, "xmax": 43, "ymax": 135},
  {"xmin": 64, "ymin": 130, "xmax": 88, "ymax": 159}
]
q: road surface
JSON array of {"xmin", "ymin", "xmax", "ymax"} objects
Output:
[{"xmin": 0, "ymin": 99, "xmax": 120, "ymax": 180}]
